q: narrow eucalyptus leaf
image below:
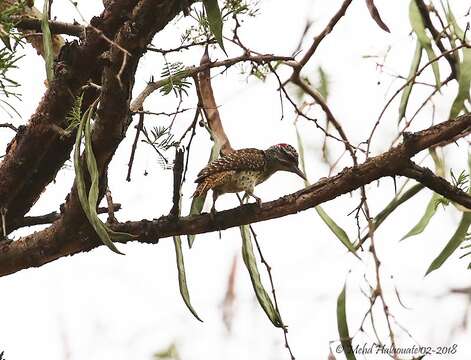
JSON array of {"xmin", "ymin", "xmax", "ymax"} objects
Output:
[
  {"xmin": 41, "ymin": 1, "xmax": 54, "ymax": 82},
  {"xmin": 400, "ymin": 192, "xmax": 440, "ymax": 241},
  {"xmin": 83, "ymin": 108, "xmax": 124, "ymax": 255},
  {"xmin": 337, "ymin": 282, "xmax": 356, "ymax": 360},
  {"xmin": 449, "ymin": 48, "xmax": 471, "ymax": 118},
  {"xmin": 398, "ymin": 41, "xmax": 422, "ymax": 123},
  {"xmin": 188, "ymin": 144, "xmax": 219, "ymax": 247},
  {"xmin": 374, "ymin": 184, "xmax": 425, "ymax": 228},
  {"xmin": 202, "ymin": 0, "xmax": 225, "ymax": 52},
  {"xmin": 409, "ymin": 0, "xmax": 440, "ymax": 88},
  {"xmin": 240, "ymin": 225, "xmax": 283, "ymax": 327},
  {"xmin": 426, "ymin": 213, "xmax": 471, "ymax": 275},
  {"xmin": 426, "ymin": 152, "xmax": 471, "ymax": 275},
  {"xmin": 295, "ymin": 124, "xmax": 357, "ymax": 256},
  {"xmin": 401, "ymin": 149, "xmax": 444, "ymax": 240},
  {"xmin": 173, "ymin": 235, "xmax": 203, "ymax": 321}
]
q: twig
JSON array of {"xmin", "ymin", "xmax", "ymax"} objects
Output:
[
  {"xmin": 126, "ymin": 111, "xmax": 145, "ymax": 182},
  {"xmin": 170, "ymin": 148, "xmax": 185, "ymax": 217},
  {"xmin": 130, "ymin": 53, "xmax": 294, "ymax": 112},
  {"xmin": 105, "ymin": 187, "xmax": 117, "ymax": 223},
  {"xmin": 147, "ymin": 39, "xmax": 216, "ymax": 54},
  {"xmin": 0, "ymin": 123, "xmax": 18, "ymax": 132}
]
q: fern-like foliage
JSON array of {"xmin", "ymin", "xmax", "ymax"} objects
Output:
[
  {"xmin": 159, "ymin": 61, "xmax": 191, "ymax": 97},
  {"xmin": 451, "ymin": 169, "xmax": 469, "ymax": 193},
  {"xmin": 142, "ymin": 125, "xmax": 180, "ymax": 169},
  {"xmin": 65, "ymin": 94, "xmax": 84, "ymax": 133}
]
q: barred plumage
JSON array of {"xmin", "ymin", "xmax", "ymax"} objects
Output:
[{"xmin": 193, "ymin": 143, "xmax": 306, "ymax": 214}]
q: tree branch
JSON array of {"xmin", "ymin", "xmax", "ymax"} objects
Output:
[
  {"xmin": 0, "ymin": 113, "xmax": 469, "ymax": 277},
  {"xmin": 14, "ymin": 16, "xmax": 84, "ymax": 37},
  {"xmin": 398, "ymin": 162, "xmax": 471, "ymax": 208},
  {"xmin": 129, "ymin": 53, "xmax": 294, "ymax": 112}
]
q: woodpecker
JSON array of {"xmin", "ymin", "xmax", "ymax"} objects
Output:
[{"xmin": 193, "ymin": 143, "xmax": 307, "ymax": 214}]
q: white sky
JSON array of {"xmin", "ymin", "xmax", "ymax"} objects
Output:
[{"xmin": 1, "ymin": 0, "xmax": 471, "ymax": 359}]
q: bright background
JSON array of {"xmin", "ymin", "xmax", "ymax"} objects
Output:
[{"xmin": 1, "ymin": 0, "xmax": 471, "ymax": 359}]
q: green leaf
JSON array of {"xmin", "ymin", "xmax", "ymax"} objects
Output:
[
  {"xmin": 449, "ymin": 49, "xmax": 471, "ymax": 118},
  {"xmin": 426, "ymin": 152, "xmax": 471, "ymax": 275},
  {"xmin": 400, "ymin": 192, "xmax": 441, "ymax": 240},
  {"xmin": 41, "ymin": 0, "xmax": 54, "ymax": 82},
  {"xmin": 409, "ymin": 0, "xmax": 440, "ymax": 89},
  {"xmin": 173, "ymin": 235, "xmax": 203, "ymax": 321},
  {"xmin": 240, "ymin": 225, "xmax": 283, "ymax": 327},
  {"xmin": 401, "ymin": 148, "xmax": 444, "ymax": 240},
  {"xmin": 426, "ymin": 212, "xmax": 471, "ymax": 275},
  {"xmin": 187, "ymin": 143, "xmax": 219, "ymax": 247},
  {"xmin": 374, "ymin": 184, "xmax": 425, "ymax": 229},
  {"xmin": 317, "ymin": 67, "xmax": 329, "ymax": 100},
  {"xmin": 337, "ymin": 282, "xmax": 356, "ymax": 360},
  {"xmin": 295, "ymin": 123, "xmax": 358, "ymax": 256},
  {"xmin": 202, "ymin": 0, "xmax": 225, "ymax": 52},
  {"xmin": 398, "ymin": 40, "xmax": 422, "ymax": 123},
  {"xmin": 73, "ymin": 102, "xmax": 130, "ymax": 254},
  {"xmin": 83, "ymin": 106, "xmax": 124, "ymax": 255},
  {"xmin": 315, "ymin": 207, "xmax": 359, "ymax": 258}
]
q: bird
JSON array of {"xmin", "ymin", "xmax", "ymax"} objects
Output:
[{"xmin": 193, "ymin": 143, "xmax": 307, "ymax": 214}]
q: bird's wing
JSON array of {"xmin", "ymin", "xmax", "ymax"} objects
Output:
[{"xmin": 195, "ymin": 148, "xmax": 265, "ymax": 183}]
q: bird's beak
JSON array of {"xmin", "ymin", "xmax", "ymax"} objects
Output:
[{"xmin": 290, "ymin": 165, "xmax": 307, "ymax": 181}]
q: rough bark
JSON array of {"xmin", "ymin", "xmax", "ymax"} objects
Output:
[{"xmin": 0, "ymin": 114, "xmax": 470, "ymax": 277}]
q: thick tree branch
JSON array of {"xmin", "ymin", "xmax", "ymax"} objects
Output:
[
  {"xmin": 0, "ymin": 114, "xmax": 469, "ymax": 277},
  {"xmin": 14, "ymin": 17, "xmax": 84, "ymax": 37},
  {"xmin": 398, "ymin": 162, "xmax": 471, "ymax": 208},
  {"xmin": 0, "ymin": 0, "xmax": 140, "ymax": 232}
]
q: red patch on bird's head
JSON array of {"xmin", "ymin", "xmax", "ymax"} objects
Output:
[{"xmin": 276, "ymin": 143, "xmax": 289, "ymax": 148}]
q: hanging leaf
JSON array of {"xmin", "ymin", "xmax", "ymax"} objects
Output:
[
  {"xmin": 74, "ymin": 101, "xmax": 134, "ymax": 254},
  {"xmin": 401, "ymin": 148, "xmax": 444, "ymax": 240},
  {"xmin": 315, "ymin": 207, "xmax": 359, "ymax": 258},
  {"xmin": 365, "ymin": 0, "xmax": 390, "ymax": 33},
  {"xmin": 82, "ymin": 105, "xmax": 124, "ymax": 254},
  {"xmin": 173, "ymin": 235, "xmax": 203, "ymax": 321},
  {"xmin": 240, "ymin": 225, "xmax": 283, "ymax": 327},
  {"xmin": 41, "ymin": 0, "xmax": 54, "ymax": 82},
  {"xmin": 188, "ymin": 143, "xmax": 219, "ymax": 247},
  {"xmin": 295, "ymin": 124, "xmax": 358, "ymax": 256},
  {"xmin": 202, "ymin": 0, "xmax": 225, "ymax": 52},
  {"xmin": 336, "ymin": 282, "xmax": 356, "ymax": 360},
  {"xmin": 400, "ymin": 192, "xmax": 441, "ymax": 240},
  {"xmin": 446, "ymin": 7, "xmax": 471, "ymax": 118},
  {"xmin": 426, "ymin": 213, "xmax": 471, "ymax": 275},
  {"xmin": 409, "ymin": 0, "xmax": 441, "ymax": 89},
  {"xmin": 374, "ymin": 183, "xmax": 425, "ymax": 229},
  {"xmin": 317, "ymin": 67, "xmax": 330, "ymax": 100},
  {"xmin": 398, "ymin": 41, "xmax": 423, "ymax": 123},
  {"xmin": 426, "ymin": 152, "xmax": 471, "ymax": 275}
]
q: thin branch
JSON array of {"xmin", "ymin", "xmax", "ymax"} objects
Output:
[
  {"xmin": 126, "ymin": 111, "xmax": 145, "ymax": 182},
  {"xmin": 0, "ymin": 123, "xmax": 18, "ymax": 132},
  {"xmin": 130, "ymin": 53, "xmax": 294, "ymax": 112},
  {"xmin": 10, "ymin": 204, "xmax": 121, "ymax": 231}
]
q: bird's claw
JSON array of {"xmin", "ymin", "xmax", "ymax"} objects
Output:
[{"xmin": 210, "ymin": 207, "xmax": 217, "ymax": 221}]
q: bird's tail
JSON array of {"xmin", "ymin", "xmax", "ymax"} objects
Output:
[{"xmin": 192, "ymin": 182, "xmax": 209, "ymax": 198}]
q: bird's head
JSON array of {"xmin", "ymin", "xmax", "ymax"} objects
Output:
[{"xmin": 266, "ymin": 143, "xmax": 307, "ymax": 180}]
